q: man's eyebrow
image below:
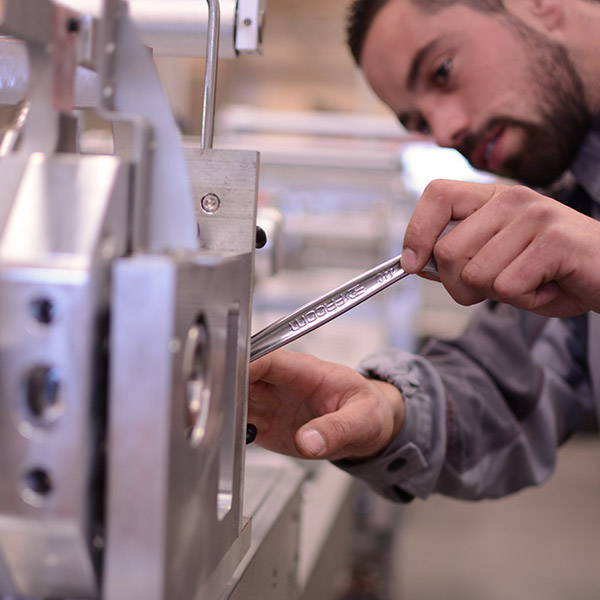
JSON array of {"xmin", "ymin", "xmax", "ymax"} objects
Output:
[{"xmin": 407, "ymin": 38, "xmax": 442, "ymax": 90}]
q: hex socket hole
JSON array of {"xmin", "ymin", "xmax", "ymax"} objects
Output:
[
  {"xmin": 21, "ymin": 468, "xmax": 53, "ymax": 506},
  {"xmin": 30, "ymin": 297, "xmax": 55, "ymax": 324},
  {"xmin": 24, "ymin": 366, "xmax": 64, "ymax": 425},
  {"xmin": 183, "ymin": 317, "xmax": 211, "ymax": 446}
]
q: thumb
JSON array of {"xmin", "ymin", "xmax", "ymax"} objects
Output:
[
  {"xmin": 295, "ymin": 398, "xmax": 394, "ymax": 461},
  {"xmin": 297, "ymin": 426, "xmax": 329, "ymax": 457}
]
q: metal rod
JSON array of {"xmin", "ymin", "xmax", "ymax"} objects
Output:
[
  {"xmin": 200, "ymin": 0, "xmax": 220, "ymax": 149},
  {"xmin": 250, "ymin": 221, "xmax": 461, "ymax": 361}
]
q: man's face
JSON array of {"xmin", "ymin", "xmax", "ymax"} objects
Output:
[{"xmin": 360, "ymin": 0, "xmax": 591, "ymax": 187}]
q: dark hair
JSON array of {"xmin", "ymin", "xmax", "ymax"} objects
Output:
[{"xmin": 346, "ymin": 0, "xmax": 506, "ymax": 64}]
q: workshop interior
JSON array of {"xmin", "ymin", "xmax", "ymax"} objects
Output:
[{"xmin": 0, "ymin": 0, "xmax": 599, "ymax": 599}]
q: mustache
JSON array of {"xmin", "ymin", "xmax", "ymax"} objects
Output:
[{"xmin": 456, "ymin": 116, "xmax": 532, "ymax": 160}]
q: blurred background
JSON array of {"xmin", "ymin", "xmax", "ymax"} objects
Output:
[{"xmin": 153, "ymin": 0, "xmax": 600, "ymax": 597}]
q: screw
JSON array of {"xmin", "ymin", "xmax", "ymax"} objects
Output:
[
  {"xmin": 200, "ymin": 193, "xmax": 221, "ymax": 214},
  {"xmin": 255, "ymin": 225, "xmax": 267, "ymax": 249},
  {"xmin": 246, "ymin": 423, "xmax": 257, "ymax": 444},
  {"xmin": 66, "ymin": 17, "xmax": 80, "ymax": 33},
  {"xmin": 243, "ymin": 18, "xmax": 252, "ymax": 26}
]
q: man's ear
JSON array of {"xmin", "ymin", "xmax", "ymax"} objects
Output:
[{"xmin": 505, "ymin": 0, "xmax": 564, "ymax": 33}]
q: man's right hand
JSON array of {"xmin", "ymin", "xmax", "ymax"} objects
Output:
[{"xmin": 401, "ymin": 179, "xmax": 600, "ymax": 317}]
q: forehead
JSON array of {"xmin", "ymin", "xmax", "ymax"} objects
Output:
[{"xmin": 360, "ymin": 1, "xmax": 503, "ymax": 102}]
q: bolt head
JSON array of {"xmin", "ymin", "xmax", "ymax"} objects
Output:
[{"xmin": 200, "ymin": 193, "xmax": 221, "ymax": 214}]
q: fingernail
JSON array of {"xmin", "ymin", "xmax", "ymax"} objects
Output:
[
  {"xmin": 401, "ymin": 248, "xmax": 417, "ymax": 271},
  {"xmin": 301, "ymin": 428, "xmax": 326, "ymax": 456}
]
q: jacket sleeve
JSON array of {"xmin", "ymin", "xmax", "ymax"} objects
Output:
[{"xmin": 334, "ymin": 302, "xmax": 594, "ymax": 502}]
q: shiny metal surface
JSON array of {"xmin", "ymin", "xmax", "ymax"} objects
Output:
[
  {"xmin": 57, "ymin": 0, "xmax": 263, "ymax": 57},
  {"xmin": 97, "ymin": 0, "xmax": 198, "ymax": 253},
  {"xmin": 0, "ymin": 0, "xmax": 279, "ymax": 597},
  {"xmin": 0, "ymin": 38, "xmax": 99, "ymax": 109},
  {"xmin": 0, "ymin": 0, "xmax": 257, "ymax": 598},
  {"xmin": 0, "ymin": 154, "xmax": 128, "ymax": 264},
  {"xmin": 250, "ymin": 254, "xmax": 437, "ymax": 362},
  {"xmin": 250, "ymin": 220, "xmax": 462, "ymax": 361},
  {"xmin": 0, "ymin": 0, "xmax": 264, "ymax": 107},
  {"xmin": 185, "ymin": 147, "xmax": 260, "ymax": 254},
  {"xmin": 200, "ymin": 0, "xmax": 220, "ymax": 149},
  {"xmin": 228, "ymin": 450, "xmax": 305, "ymax": 600},
  {"xmin": 0, "ymin": 153, "xmax": 129, "ymax": 597},
  {"xmin": 104, "ymin": 253, "xmax": 253, "ymax": 599}
]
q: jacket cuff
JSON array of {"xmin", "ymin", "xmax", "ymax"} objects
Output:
[{"xmin": 332, "ymin": 349, "xmax": 447, "ymax": 501}]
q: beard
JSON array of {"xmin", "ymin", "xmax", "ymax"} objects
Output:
[{"xmin": 459, "ymin": 21, "xmax": 591, "ymax": 188}]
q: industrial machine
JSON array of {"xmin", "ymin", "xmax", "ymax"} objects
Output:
[{"xmin": 0, "ymin": 0, "xmax": 310, "ymax": 598}]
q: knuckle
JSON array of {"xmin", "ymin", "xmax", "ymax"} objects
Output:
[
  {"xmin": 492, "ymin": 275, "xmax": 535, "ymax": 310},
  {"xmin": 492, "ymin": 277, "xmax": 518, "ymax": 302},
  {"xmin": 328, "ymin": 414, "xmax": 354, "ymax": 447},
  {"xmin": 404, "ymin": 219, "xmax": 426, "ymax": 243},
  {"xmin": 523, "ymin": 203, "xmax": 553, "ymax": 226},
  {"xmin": 433, "ymin": 235, "xmax": 454, "ymax": 266},
  {"xmin": 422, "ymin": 178, "xmax": 451, "ymax": 203},
  {"xmin": 448, "ymin": 285, "xmax": 484, "ymax": 307},
  {"xmin": 461, "ymin": 260, "xmax": 487, "ymax": 289},
  {"xmin": 494, "ymin": 184, "xmax": 535, "ymax": 211}
]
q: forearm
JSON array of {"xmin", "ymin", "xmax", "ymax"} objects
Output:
[{"xmin": 336, "ymin": 303, "xmax": 595, "ymax": 501}]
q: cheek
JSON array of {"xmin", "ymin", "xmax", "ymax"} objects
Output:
[
  {"xmin": 461, "ymin": 64, "xmax": 534, "ymax": 121},
  {"xmin": 464, "ymin": 42, "xmax": 539, "ymax": 113}
]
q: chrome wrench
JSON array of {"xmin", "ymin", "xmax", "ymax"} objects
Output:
[
  {"xmin": 250, "ymin": 220, "xmax": 459, "ymax": 361},
  {"xmin": 250, "ymin": 252, "xmax": 439, "ymax": 361}
]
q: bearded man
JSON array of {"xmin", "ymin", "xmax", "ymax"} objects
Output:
[{"xmin": 248, "ymin": 0, "xmax": 600, "ymax": 502}]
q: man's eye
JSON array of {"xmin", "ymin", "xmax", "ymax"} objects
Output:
[
  {"xmin": 415, "ymin": 117, "xmax": 430, "ymax": 135},
  {"xmin": 432, "ymin": 58, "xmax": 452, "ymax": 85},
  {"xmin": 399, "ymin": 114, "xmax": 430, "ymax": 135}
]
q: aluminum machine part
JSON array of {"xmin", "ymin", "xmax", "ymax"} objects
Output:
[
  {"xmin": 0, "ymin": 0, "xmax": 262, "ymax": 598},
  {"xmin": 0, "ymin": 0, "xmax": 265, "ymax": 108},
  {"xmin": 58, "ymin": 0, "xmax": 266, "ymax": 58}
]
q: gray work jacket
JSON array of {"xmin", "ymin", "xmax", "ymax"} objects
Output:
[{"xmin": 338, "ymin": 115, "xmax": 600, "ymax": 502}]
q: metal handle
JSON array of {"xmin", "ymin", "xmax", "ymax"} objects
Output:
[
  {"xmin": 200, "ymin": 0, "xmax": 220, "ymax": 149},
  {"xmin": 250, "ymin": 220, "xmax": 459, "ymax": 361},
  {"xmin": 250, "ymin": 253, "xmax": 438, "ymax": 362}
]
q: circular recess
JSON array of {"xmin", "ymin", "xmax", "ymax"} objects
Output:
[
  {"xmin": 182, "ymin": 317, "xmax": 211, "ymax": 446},
  {"xmin": 21, "ymin": 468, "xmax": 53, "ymax": 506},
  {"xmin": 23, "ymin": 365, "xmax": 64, "ymax": 426},
  {"xmin": 30, "ymin": 298, "xmax": 55, "ymax": 325}
]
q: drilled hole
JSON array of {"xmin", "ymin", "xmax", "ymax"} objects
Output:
[
  {"xmin": 23, "ymin": 366, "xmax": 63, "ymax": 425},
  {"xmin": 21, "ymin": 468, "xmax": 53, "ymax": 506},
  {"xmin": 183, "ymin": 317, "xmax": 211, "ymax": 446},
  {"xmin": 30, "ymin": 298, "xmax": 55, "ymax": 324}
]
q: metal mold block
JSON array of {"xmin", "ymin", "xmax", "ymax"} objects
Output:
[{"xmin": 104, "ymin": 252, "xmax": 253, "ymax": 600}]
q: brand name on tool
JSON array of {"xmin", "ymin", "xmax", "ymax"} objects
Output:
[
  {"xmin": 288, "ymin": 284, "xmax": 366, "ymax": 332},
  {"xmin": 377, "ymin": 266, "xmax": 397, "ymax": 284}
]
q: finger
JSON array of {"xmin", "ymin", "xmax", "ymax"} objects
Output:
[
  {"xmin": 457, "ymin": 207, "xmax": 537, "ymax": 299},
  {"xmin": 295, "ymin": 410, "xmax": 374, "ymax": 459},
  {"xmin": 249, "ymin": 349, "xmax": 321, "ymax": 389},
  {"xmin": 492, "ymin": 242, "xmax": 587, "ymax": 315},
  {"xmin": 402, "ymin": 180, "xmax": 500, "ymax": 273},
  {"xmin": 433, "ymin": 186, "xmax": 546, "ymax": 304},
  {"xmin": 528, "ymin": 284, "xmax": 587, "ymax": 317},
  {"xmin": 296, "ymin": 405, "xmax": 387, "ymax": 460}
]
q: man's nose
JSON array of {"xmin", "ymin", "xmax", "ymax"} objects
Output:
[{"xmin": 424, "ymin": 100, "xmax": 469, "ymax": 149}]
